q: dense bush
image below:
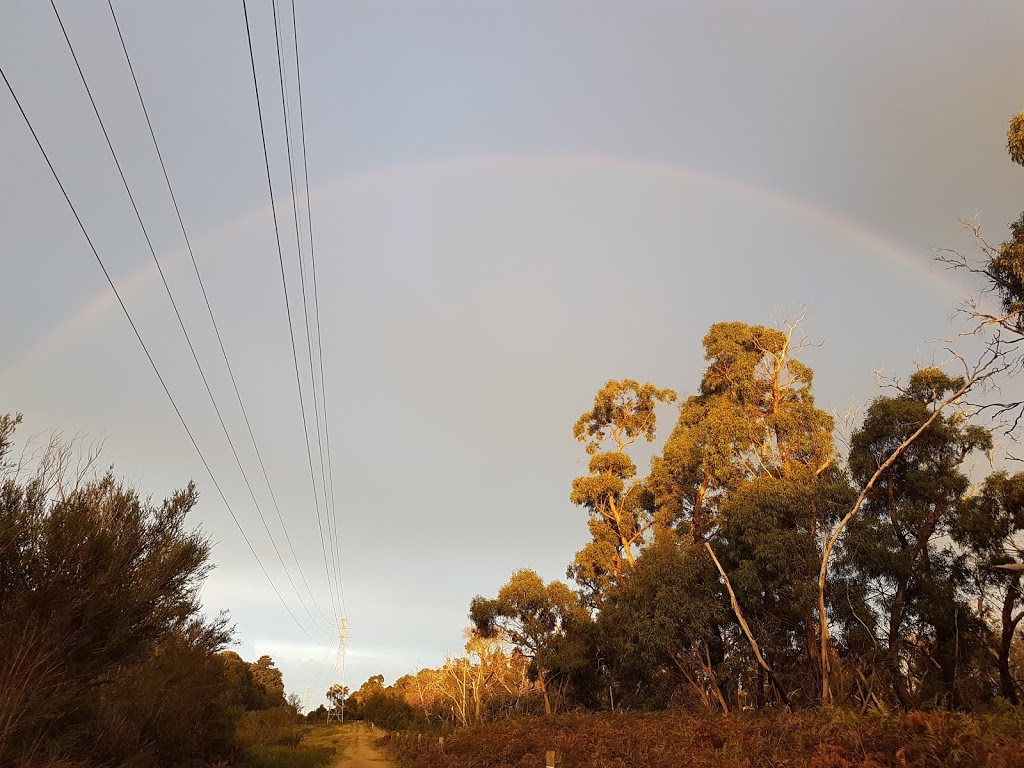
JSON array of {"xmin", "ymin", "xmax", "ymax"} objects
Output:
[{"xmin": 0, "ymin": 414, "xmax": 235, "ymax": 766}]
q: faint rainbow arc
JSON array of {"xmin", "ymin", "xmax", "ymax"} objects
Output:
[{"xmin": 1, "ymin": 152, "xmax": 967, "ymax": 391}]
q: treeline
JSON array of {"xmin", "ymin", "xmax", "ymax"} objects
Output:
[
  {"xmin": 354, "ymin": 113, "xmax": 1024, "ymax": 725},
  {"xmin": 0, "ymin": 414, "xmax": 297, "ymax": 766}
]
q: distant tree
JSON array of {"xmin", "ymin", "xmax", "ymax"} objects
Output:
[
  {"xmin": 250, "ymin": 655, "xmax": 286, "ymax": 705},
  {"xmin": 470, "ymin": 569, "xmax": 587, "ymax": 714},
  {"xmin": 354, "ymin": 675, "xmax": 384, "ymax": 706},
  {"xmin": 221, "ymin": 650, "xmax": 269, "ymax": 711},
  {"xmin": 327, "ymin": 683, "xmax": 350, "ymax": 719}
]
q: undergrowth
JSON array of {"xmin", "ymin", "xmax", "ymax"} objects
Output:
[
  {"xmin": 236, "ymin": 710, "xmax": 334, "ymax": 768},
  {"xmin": 380, "ymin": 708, "xmax": 1024, "ymax": 768}
]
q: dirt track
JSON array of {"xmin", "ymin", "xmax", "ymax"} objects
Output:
[{"xmin": 304, "ymin": 722, "xmax": 396, "ymax": 768}]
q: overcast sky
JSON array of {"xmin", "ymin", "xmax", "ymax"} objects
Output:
[{"xmin": 2, "ymin": 1, "xmax": 1022, "ymax": 707}]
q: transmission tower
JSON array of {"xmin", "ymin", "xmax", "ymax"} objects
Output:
[{"xmin": 326, "ymin": 617, "xmax": 349, "ymax": 723}]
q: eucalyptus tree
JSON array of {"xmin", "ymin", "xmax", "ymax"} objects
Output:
[
  {"xmin": 568, "ymin": 379, "xmax": 676, "ymax": 599},
  {"xmin": 595, "ymin": 540, "xmax": 730, "ymax": 712},
  {"xmin": 649, "ymin": 319, "xmax": 843, "ymax": 705},
  {"xmin": 469, "ymin": 569, "xmax": 587, "ymax": 714},
  {"xmin": 833, "ymin": 370, "xmax": 993, "ymax": 706},
  {"xmin": 954, "ymin": 471, "xmax": 1024, "ymax": 703}
]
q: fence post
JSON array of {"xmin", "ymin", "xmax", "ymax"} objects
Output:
[{"xmin": 546, "ymin": 749, "xmax": 556, "ymax": 767}]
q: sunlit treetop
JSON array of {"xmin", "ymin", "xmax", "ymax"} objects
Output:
[{"xmin": 573, "ymin": 379, "xmax": 677, "ymax": 456}]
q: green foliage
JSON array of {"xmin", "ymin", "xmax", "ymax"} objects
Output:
[
  {"xmin": 222, "ymin": 651, "xmax": 291, "ymax": 712},
  {"xmin": 596, "ymin": 540, "xmax": 729, "ymax": 710},
  {"xmin": 1009, "ymin": 110, "xmax": 1024, "ymax": 167},
  {"xmin": 572, "ymin": 379, "xmax": 677, "ymax": 456},
  {"xmin": 251, "ymin": 655, "xmax": 287, "ymax": 704},
  {"xmin": 362, "ymin": 690, "xmax": 419, "ymax": 730},
  {"xmin": 569, "ymin": 380, "xmax": 676, "ymax": 594},
  {"xmin": 652, "ymin": 321, "xmax": 835, "ymax": 543},
  {"xmin": 470, "ymin": 570, "xmax": 588, "ymax": 714},
  {"xmin": 642, "ymin": 321, "xmax": 844, "ymax": 706},
  {"xmin": 841, "ymin": 377, "xmax": 995, "ymax": 707},
  {"xmin": 989, "ymin": 212, "xmax": 1024, "ymax": 332},
  {"xmin": 0, "ymin": 415, "xmax": 237, "ymax": 766}
]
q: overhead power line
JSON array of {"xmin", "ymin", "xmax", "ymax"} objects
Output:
[
  {"xmin": 105, "ymin": 0, "xmax": 336, "ymax": 631},
  {"xmin": 240, "ymin": 0, "xmax": 341, "ymax": 620},
  {"xmin": 0, "ymin": 60, "xmax": 328, "ymax": 648},
  {"xmin": 287, "ymin": 0, "xmax": 347, "ymax": 617},
  {"xmin": 269, "ymin": 0, "xmax": 340, "ymax": 609},
  {"xmin": 47, "ymin": 0, "xmax": 333, "ymax": 642}
]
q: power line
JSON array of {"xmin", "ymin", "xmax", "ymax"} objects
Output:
[
  {"xmin": 288, "ymin": 0, "xmax": 347, "ymax": 617},
  {"xmin": 48, "ymin": 0, "xmax": 333, "ymax": 642},
  {"xmin": 240, "ymin": 0, "xmax": 340, "ymax": 620},
  {"xmin": 0, "ymin": 61, "xmax": 328, "ymax": 648},
  {"xmin": 104, "ymin": 0, "xmax": 336, "ymax": 631},
  {"xmin": 269, "ymin": 0, "xmax": 344, "ymax": 615}
]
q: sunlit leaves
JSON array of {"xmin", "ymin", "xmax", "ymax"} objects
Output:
[
  {"xmin": 1009, "ymin": 111, "xmax": 1024, "ymax": 167},
  {"xmin": 573, "ymin": 379, "xmax": 677, "ymax": 456}
]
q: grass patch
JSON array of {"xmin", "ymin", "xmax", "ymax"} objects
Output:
[
  {"xmin": 243, "ymin": 745, "xmax": 334, "ymax": 768},
  {"xmin": 236, "ymin": 711, "xmax": 339, "ymax": 768},
  {"xmin": 300, "ymin": 722, "xmax": 351, "ymax": 754}
]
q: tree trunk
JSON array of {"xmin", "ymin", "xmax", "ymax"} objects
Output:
[
  {"xmin": 999, "ymin": 573, "xmax": 1022, "ymax": 704},
  {"xmin": 537, "ymin": 668, "xmax": 552, "ymax": 715},
  {"xmin": 705, "ymin": 541, "xmax": 789, "ymax": 708}
]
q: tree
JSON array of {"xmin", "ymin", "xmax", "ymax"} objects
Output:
[
  {"xmin": 221, "ymin": 650, "xmax": 279, "ymax": 712},
  {"xmin": 250, "ymin": 655, "xmax": 286, "ymax": 706},
  {"xmin": 0, "ymin": 414, "xmax": 234, "ymax": 765},
  {"xmin": 649, "ymin": 319, "xmax": 842, "ymax": 706},
  {"xmin": 327, "ymin": 683, "xmax": 350, "ymax": 720},
  {"xmin": 569, "ymin": 379, "xmax": 676, "ymax": 597},
  {"xmin": 817, "ymin": 359, "xmax": 1001, "ymax": 704},
  {"xmin": 836, "ymin": 371, "xmax": 993, "ymax": 706},
  {"xmin": 470, "ymin": 569, "xmax": 587, "ymax": 714},
  {"xmin": 934, "ymin": 109, "xmax": 1024, "ymax": 426},
  {"xmin": 596, "ymin": 540, "xmax": 730, "ymax": 712},
  {"xmin": 955, "ymin": 471, "xmax": 1024, "ymax": 703}
]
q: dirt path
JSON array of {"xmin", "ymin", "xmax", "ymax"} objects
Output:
[{"xmin": 304, "ymin": 722, "xmax": 397, "ymax": 768}]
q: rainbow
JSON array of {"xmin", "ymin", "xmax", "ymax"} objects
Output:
[{"xmin": 1, "ymin": 152, "xmax": 969, "ymax": 392}]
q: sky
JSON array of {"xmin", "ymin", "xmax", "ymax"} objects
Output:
[{"xmin": 2, "ymin": 1, "xmax": 1023, "ymax": 708}]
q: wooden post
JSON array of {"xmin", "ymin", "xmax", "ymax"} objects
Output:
[{"xmin": 546, "ymin": 749, "xmax": 556, "ymax": 767}]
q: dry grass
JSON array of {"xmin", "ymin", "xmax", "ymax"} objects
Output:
[{"xmin": 380, "ymin": 708, "xmax": 1024, "ymax": 768}]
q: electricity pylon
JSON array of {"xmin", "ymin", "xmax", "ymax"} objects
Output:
[{"xmin": 326, "ymin": 617, "xmax": 349, "ymax": 723}]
